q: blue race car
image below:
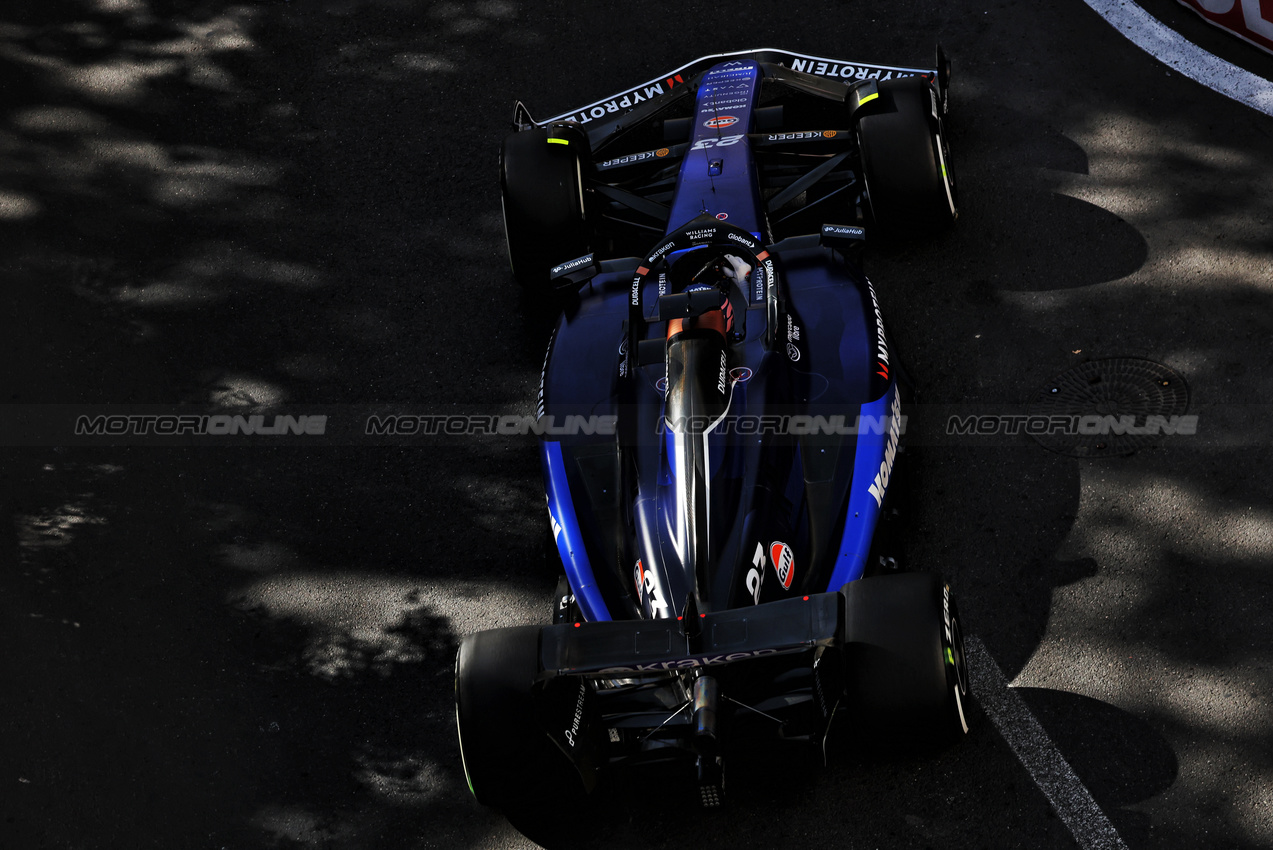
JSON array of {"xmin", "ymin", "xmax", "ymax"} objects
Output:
[{"xmin": 457, "ymin": 47, "xmax": 968, "ymax": 830}]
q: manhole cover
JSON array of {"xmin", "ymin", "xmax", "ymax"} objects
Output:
[{"xmin": 1026, "ymin": 358, "xmax": 1190, "ymax": 457}]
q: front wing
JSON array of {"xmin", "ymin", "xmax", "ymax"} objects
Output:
[{"xmin": 537, "ymin": 48, "xmax": 934, "ymax": 130}]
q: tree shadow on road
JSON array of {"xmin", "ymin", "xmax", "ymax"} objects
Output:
[{"xmin": 5, "ymin": 2, "xmax": 1272, "ymax": 849}]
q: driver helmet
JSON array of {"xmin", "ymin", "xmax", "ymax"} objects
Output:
[{"xmin": 668, "ymin": 251, "xmax": 752, "ymax": 338}]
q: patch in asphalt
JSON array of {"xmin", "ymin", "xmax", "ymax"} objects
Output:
[{"xmin": 1027, "ymin": 358, "xmax": 1190, "ymax": 457}]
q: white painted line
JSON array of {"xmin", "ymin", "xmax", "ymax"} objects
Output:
[
  {"xmin": 1082, "ymin": 0, "xmax": 1273, "ymax": 117},
  {"xmin": 966, "ymin": 637, "xmax": 1128, "ymax": 850}
]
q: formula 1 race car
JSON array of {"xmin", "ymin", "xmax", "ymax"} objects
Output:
[{"xmin": 457, "ymin": 48, "xmax": 969, "ymax": 834}]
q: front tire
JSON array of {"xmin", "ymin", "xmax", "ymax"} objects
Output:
[
  {"xmin": 855, "ymin": 76, "xmax": 957, "ymax": 239},
  {"xmin": 500, "ymin": 125, "xmax": 590, "ymax": 292}
]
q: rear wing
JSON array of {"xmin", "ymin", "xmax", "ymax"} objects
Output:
[{"xmin": 539, "ymin": 592, "xmax": 842, "ymax": 677}]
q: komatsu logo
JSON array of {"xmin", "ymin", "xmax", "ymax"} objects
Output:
[{"xmin": 867, "ymin": 392, "xmax": 902, "ymax": 508}]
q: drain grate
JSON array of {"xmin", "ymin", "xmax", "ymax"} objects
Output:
[{"xmin": 1027, "ymin": 358, "xmax": 1190, "ymax": 457}]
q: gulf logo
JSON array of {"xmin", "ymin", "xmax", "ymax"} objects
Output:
[
  {"xmin": 770, "ymin": 542, "xmax": 795, "ymax": 589},
  {"xmin": 703, "ymin": 115, "xmax": 739, "ymax": 129}
]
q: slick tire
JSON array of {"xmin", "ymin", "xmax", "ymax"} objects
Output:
[
  {"xmin": 840, "ymin": 572, "xmax": 970, "ymax": 746},
  {"xmin": 500, "ymin": 125, "xmax": 590, "ymax": 292},
  {"xmin": 455, "ymin": 626, "xmax": 584, "ymax": 833},
  {"xmin": 855, "ymin": 76, "xmax": 957, "ymax": 239}
]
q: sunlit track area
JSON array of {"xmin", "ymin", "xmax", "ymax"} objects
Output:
[
  {"xmin": 1083, "ymin": 0, "xmax": 1273, "ymax": 115},
  {"xmin": 2, "ymin": 1, "xmax": 1272, "ymax": 848}
]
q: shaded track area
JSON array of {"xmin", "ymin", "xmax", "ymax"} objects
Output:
[{"xmin": 2, "ymin": 1, "xmax": 1271, "ymax": 848}]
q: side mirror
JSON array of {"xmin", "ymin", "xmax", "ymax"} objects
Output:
[
  {"xmin": 549, "ymin": 253, "xmax": 601, "ymax": 289},
  {"xmin": 820, "ymin": 223, "xmax": 867, "ymax": 265}
]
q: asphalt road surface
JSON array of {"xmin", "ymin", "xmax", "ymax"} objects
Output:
[{"xmin": 3, "ymin": 1, "xmax": 1272, "ymax": 848}]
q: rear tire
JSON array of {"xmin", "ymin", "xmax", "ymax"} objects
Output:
[
  {"xmin": 500, "ymin": 125, "xmax": 590, "ymax": 291},
  {"xmin": 856, "ymin": 76, "xmax": 957, "ymax": 239},
  {"xmin": 840, "ymin": 572, "xmax": 970, "ymax": 745},
  {"xmin": 455, "ymin": 626, "xmax": 584, "ymax": 822}
]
